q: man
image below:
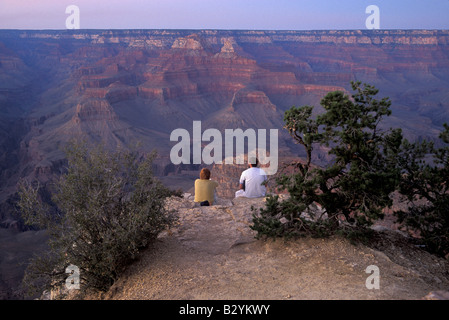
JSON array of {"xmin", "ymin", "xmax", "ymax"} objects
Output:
[{"xmin": 235, "ymin": 157, "xmax": 267, "ymax": 198}]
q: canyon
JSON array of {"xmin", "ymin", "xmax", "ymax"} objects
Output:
[{"xmin": 1, "ymin": 29, "xmax": 449, "ymax": 298}]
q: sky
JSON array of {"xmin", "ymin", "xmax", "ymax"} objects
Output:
[{"xmin": 0, "ymin": 0, "xmax": 448, "ymax": 30}]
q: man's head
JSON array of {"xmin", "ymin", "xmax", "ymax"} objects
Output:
[
  {"xmin": 200, "ymin": 168, "xmax": 211, "ymax": 180},
  {"xmin": 248, "ymin": 157, "xmax": 259, "ymax": 168}
]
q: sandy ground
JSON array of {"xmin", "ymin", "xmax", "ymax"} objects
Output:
[{"xmin": 86, "ymin": 196, "xmax": 449, "ymax": 301}]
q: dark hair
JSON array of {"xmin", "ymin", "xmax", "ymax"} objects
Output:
[
  {"xmin": 200, "ymin": 168, "xmax": 211, "ymax": 180},
  {"xmin": 249, "ymin": 157, "xmax": 259, "ymax": 167}
]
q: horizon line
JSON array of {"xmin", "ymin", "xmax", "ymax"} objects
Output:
[{"xmin": 1, "ymin": 28, "xmax": 449, "ymax": 32}]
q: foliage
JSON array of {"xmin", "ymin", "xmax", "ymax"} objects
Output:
[
  {"xmin": 395, "ymin": 124, "xmax": 449, "ymax": 257},
  {"xmin": 17, "ymin": 141, "xmax": 176, "ymax": 296},
  {"xmin": 251, "ymin": 82, "xmax": 403, "ymax": 240}
]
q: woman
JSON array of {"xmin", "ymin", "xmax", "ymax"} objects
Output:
[{"xmin": 194, "ymin": 168, "xmax": 218, "ymax": 206}]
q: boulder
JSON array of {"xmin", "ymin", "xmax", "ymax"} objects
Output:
[{"xmin": 163, "ymin": 195, "xmax": 267, "ymax": 255}]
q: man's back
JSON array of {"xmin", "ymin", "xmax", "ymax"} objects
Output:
[{"xmin": 239, "ymin": 167, "xmax": 267, "ymax": 198}]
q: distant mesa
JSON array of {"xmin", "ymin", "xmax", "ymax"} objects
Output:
[
  {"xmin": 0, "ymin": 28, "xmax": 448, "ymax": 213},
  {"xmin": 172, "ymin": 34, "xmax": 208, "ymax": 52}
]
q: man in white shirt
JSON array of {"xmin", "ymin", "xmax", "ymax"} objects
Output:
[{"xmin": 235, "ymin": 158, "xmax": 267, "ymax": 198}]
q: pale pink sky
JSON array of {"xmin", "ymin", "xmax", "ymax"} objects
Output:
[{"xmin": 0, "ymin": 0, "xmax": 448, "ymax": 30}]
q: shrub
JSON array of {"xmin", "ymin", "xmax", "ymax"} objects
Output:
[
  {"xmin": 17, "ymin": 141, "xmax": 176, "ymax": 296},
  {"xmin": 251, "ymin": 82, "xmax": 403, "ymax": 240},
  {"xmin": 395, "ymin": 124, "xmax": 449, "ymax": 258}
]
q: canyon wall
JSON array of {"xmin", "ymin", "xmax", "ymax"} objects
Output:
[
  {"xmin": 1, "ymin": 28, "xmax": 449, "ymax": 298},
  {"xmin": 0, "ymin": 28, "xmax": 448, "ymax": 218}
]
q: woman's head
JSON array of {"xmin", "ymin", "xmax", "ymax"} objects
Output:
[{"xmin": 200, "ymin": 168, "xmax": 211, "ymax": 180}]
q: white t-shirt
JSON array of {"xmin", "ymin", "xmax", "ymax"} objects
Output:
[{"xmin": 239, "ymin": 167, "xmax": 267, "ymax": 198}]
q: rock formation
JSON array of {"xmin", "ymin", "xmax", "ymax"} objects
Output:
[
  {"xmin": 1, "ymin": 29, "xmax": 449, "ymax": 299},
  {"xmin": 1, "ymin": 29, "xmax": 448, "ymax": 199},
  {"xmin": 91, "ymin": 195, "xmax": 449, "ymax": 300}
]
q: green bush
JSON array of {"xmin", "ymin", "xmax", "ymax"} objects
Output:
[
  {"xmin": 251, "ymin": 82, "xmax": 403, "ymax": 241},
  {"xmin": 17, "ymin": 141, "xmax": 176, "ymax": 296},
  {"xmin": 252, "ymin": 82, "xmax": 449, "ymax": 258},
  {"xmin": 395, "ymin": 124, "xmax": 449, "ymax": 258}
]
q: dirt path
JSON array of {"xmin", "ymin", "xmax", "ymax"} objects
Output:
[{"xmin": 96, "ymin": 196, "xmax": 449, "ymax": 300}]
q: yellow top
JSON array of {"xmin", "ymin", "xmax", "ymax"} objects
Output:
[{"xmin": 194, "ymin": 179, "xmax": 218, "ymax": 205}]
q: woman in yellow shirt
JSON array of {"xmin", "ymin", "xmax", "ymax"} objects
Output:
[{"xmin": 194, "ymin": 168, "xmax": 218, "ymax": 206}]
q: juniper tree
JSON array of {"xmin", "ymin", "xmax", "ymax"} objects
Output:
[
  {"xmin": 395, "ymin": 124, "xmax": 449, "ymax": 258},
  {"xmin": 251, "ymin": 82, "xmax": 403, "ymax": 239}
]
